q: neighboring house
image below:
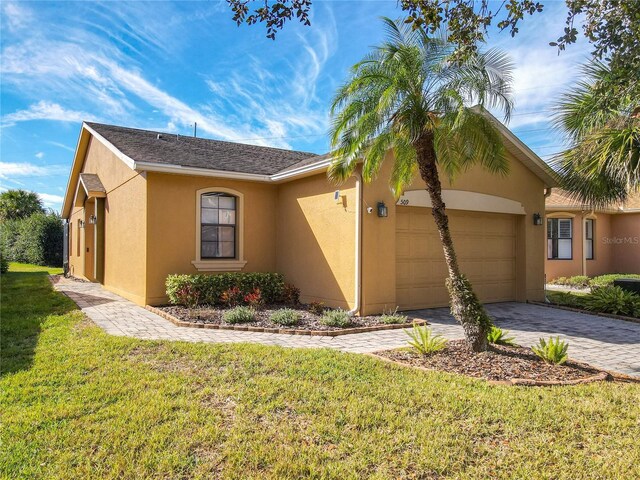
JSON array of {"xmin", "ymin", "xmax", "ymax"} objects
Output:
[
  {"xmin": 545, "ymin": 190, "xmax": 640, "ymax": 280},
  {"xmin": 61, "ymin": 118, "xmax": 557, "ymax": 314}
]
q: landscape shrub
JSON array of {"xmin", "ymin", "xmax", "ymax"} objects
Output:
[
  {"xmin": 589, "ymin": 274, "xmax": 640, "ymax": 288},
  {"xmin": 549, "ymin": 275, "xmax": 589, "ymax": 287},
  {"xmin": 583, "ymin": 286, "xmax": 640, "ymax": 317},
  {"xmin": 243, "ymin": 288, "xmax": 264, "ymax": 310},
  {"xmin": 405, "ymin": 324, "xmax": 447, "ymax": 355},
  {"xmin": 380, "ymin": 307, "xmax": 408, "ymax": 324},
  {"xmin": 0, "ymin": 213, "xmax": 63, "ymax": 267},
  {"xmin": 486, "ymin": 325, "xmax": 516, "ymax": 346},
  {"xmin": 223, "ymin": 306, "xmax": 255, "ymax": 324},
  {"xmin": 269, "ymin": 308, "xmax": 301, "ymax": 326},
  {"xmin": 531, "ymin": 337, "xmax": 569, "ymax": 365},
  {"xmin": 320, "ymin": 309, "xmax": 352, "ymax": 327},
  {"xmin": 308, "ymin": 301, "xmax": 325, "ymax": 315},
  {"xmin": 547, "ymin": 291, "xmax": 587, "ymax": 309},
  {"xmin": 220, "ymin": 286, "xmax": 243, "ymax": 307},
  {"xmin": 175, "ymin": 283, "xmax": 201, "ymax": 309},
  {"xmin": 281, "ymin": 283, "xmax": 300, "ymax": 305},
  {"xmin": 166, "ymin": 272, "xmax": 285, "ymax": 306}
]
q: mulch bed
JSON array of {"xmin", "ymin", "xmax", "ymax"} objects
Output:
[
  {"xmin": 375, "ymin": 340, "xmax": 610, "ymax": 385},
  {"xmin": 155, "ymin": 304, "xmax": 422, "ymax": 334}
]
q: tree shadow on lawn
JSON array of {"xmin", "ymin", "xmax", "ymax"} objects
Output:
[{"xmin": 1, "ymin": 270, "xmax": 78, "ymax": 377}]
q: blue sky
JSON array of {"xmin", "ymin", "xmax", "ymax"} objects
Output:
[{"xmin": 0, "ymin": 1, "xmax": 591, "ymax": 211}]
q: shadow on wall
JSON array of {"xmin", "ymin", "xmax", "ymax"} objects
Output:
[
  {"xmin": 276, "ymin": 186, "xmax": 354, "ymax": 310},
  {"xmin": 0, "ymin": 270, "xmax": 78, "ymax": 377}
]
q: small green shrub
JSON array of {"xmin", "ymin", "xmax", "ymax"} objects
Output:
[
  {"xmin": 269, "ymin": 308, "xmax": 301, "ymax": 326},
  {"xmin": 166, "ymin": 272, "xmax": 285, "ymax": 306},
  {"xmin": 380, "ymin": 307, "xmax": 408, "ymax": 324},
  {"xmin": 223, "ymin": 306, "xmax": 256, "ymax": 324},
  {"xmin": 583, "ymin": 286, "xmax": 640, "ymax": 317},
  {"xmin": 531, "ymin": 337, "xmax": 569, "ymax": 365},
  {"xmin": 547, "ymin": 291, "xmax": 587, "ymax": 309},
  {"xmin": 549, "ymin": 275, "xmax": 589, "ymax": 287},
  {"xmin": 590, "ymin": 273, "xmax": 640, "ymax": 288},
  {"xmin": 487, "ymin": 326, "xmax": 516, "ymax": 346},
  {"xmin": 320, "ymin": 309, "xmax": 352, "ymax": 327},
  {"xmin": 308, "ymin": 301, "xmax": 325, "ymax": 315},
  {"xmin": 405, "ymin": 324, "xmax": 447, "ymax": 355}
]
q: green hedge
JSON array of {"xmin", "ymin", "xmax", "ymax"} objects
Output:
[
  {"xmin": 166, "ymin": 272, "xmax": 285, "ymax": 306},
  {"xmin": 0, "ymin": 213, "xmax": 63, "ymax": 267}
]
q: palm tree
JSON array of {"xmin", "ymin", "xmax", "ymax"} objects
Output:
[
  {"xmin": 328, "ymin": 18, "xmax": 514, "ymax": 352},
  {"xmin": 0, "ymin": 189, "xmax": 44, "ymax": 221},
  {"xmin": 552, "ymin": 61, "xmax": 639, "ymax": 207}
]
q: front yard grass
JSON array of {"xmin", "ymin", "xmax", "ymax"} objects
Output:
[{"xmin": 2, "ymin": 264, "xmax": 640, "ymax": 479}]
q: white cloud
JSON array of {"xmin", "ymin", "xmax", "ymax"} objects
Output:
[
  {"xmin": 38, "ymin": 192, "xmax": 64, "ymax": 208},
  {"xmin": 2, "ymin": 101, "xmax": 92, "ymax": 126},
  {"xmin": 0, "ymin": 162, "xmax": 67, "ymax": 179},
  {"xmin": 1, "ymin": 2, "xmax": 33, "ymax": 32},
  {"xmin": 35, "ymin": 152, "xmax": 44, "ymax": 159},
  {"xmin": 47, "ymin": 141, "xmax": 75, "ymax": 152}
]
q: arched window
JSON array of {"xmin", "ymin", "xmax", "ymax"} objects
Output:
[{"xmin": 192, "ymin": 187, "xmax": 247, "ymax": 272}]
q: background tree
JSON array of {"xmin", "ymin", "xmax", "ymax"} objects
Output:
[
  {"xmin": 328, "ymin": 18, "xmax": 513, "ymax": 352},
  {"xmin": 227, "ymin": 0, "xmax": 639, "ymax": 86},
  {"xmin": 0, "ymin": 189, "xmax": 44, "ymax": 221},
  {"xmin": 552, "ymin": 61, "xmax": 640, "ymax": 206}
]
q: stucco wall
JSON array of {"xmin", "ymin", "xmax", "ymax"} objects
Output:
[
  {"xmin": 542, "ymin": 211, "xmax": 636, "ymax": 280},
  {"xmin": 145, "ymin": 172, "xmax": 278, "ymax": 305},
  {"xmin": 611, "ymin": 213, "xmax": 640, "ymax": 274},
  {"xmin": 358, "ymin": 150, "xmax": 546, "ymax": 314},
  {"xmin": 276, "ymin": 173, "xmax": 357, "ymax": 310},
  {"xmin": 68, "ymin": 137, "xmax": 147, "ymax": 303}
]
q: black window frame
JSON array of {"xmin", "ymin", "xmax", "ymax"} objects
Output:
[
  {"xmin": 585, "ymin": 218, "xmax": 595, "ymax": 260},
  {"xmin": 200, "ymin": 193, "xmax": 237, "ymax": 260},
  {"xmin": 547, "ymin": 218, "xmax": 573, "ymax": 260}
]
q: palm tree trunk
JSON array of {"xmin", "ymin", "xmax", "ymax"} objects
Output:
[{"xmin": 415, "ymin": 135, "xmax": 491, "ymax": 352}]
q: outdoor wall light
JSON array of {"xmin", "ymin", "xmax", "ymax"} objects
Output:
[
  {"xmin": 78, "ymin": 220, "xmax": 85, "ymax": 229},
  {"xmin": 533, "ymin": 213, "xmax": 543, "ymax": 225},
  {"xmin": 377, "ymin": 201, "xmax": 388, "ymax": 218},
  {"xmin": 88, "ymin": 215, "xmax": 97, "ymax": 225}
]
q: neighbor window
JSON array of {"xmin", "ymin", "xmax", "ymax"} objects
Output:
[
  {"xmin": 547, "ymin": 218, "xmax": 572, "ymax": 259},
  {"xmin": 200, "ymin": 193, "xmax": 236, "ymax": 259},
  {"xmin": 585, "ymin": 218, "xmax": 594, "ymax": 260}
]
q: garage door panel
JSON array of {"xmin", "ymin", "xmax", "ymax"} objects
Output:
[{"xmin": 396, "ymin": 207, "xmax": 517, "ymax": 310}]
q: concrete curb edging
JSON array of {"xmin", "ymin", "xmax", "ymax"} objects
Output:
[
  {"xmin": 530, "ymin": 301, "xmax": 640, "ymax": 324},
  {"xmin": 146, "ymin": 305, "xmax": 427, "ymax": 337},
  {"xmin": 366, "ymin": 352, "xmax": 613, "ymax": 387}
]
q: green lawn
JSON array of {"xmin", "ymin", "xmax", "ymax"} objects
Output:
[{"xmin": 2, "ymin": 265, "xmax": 639, "ymax": 479}]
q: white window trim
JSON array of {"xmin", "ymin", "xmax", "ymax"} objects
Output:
[{"xmin": 191, "ymin": 187, "xmax": 247, "ymax": 272}]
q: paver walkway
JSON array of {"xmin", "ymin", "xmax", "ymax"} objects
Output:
[{"xmin": 53, "ymin": 277, "xmax": 640, "ymax": 377}]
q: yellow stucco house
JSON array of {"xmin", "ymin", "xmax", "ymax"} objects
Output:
[
  {"xmin": 545, "ymin": 190, "xmax": 640, "ymax": 280},
  {"xmin": 61, "ymin": 118, "xmax": 557, "ymax": 315}
]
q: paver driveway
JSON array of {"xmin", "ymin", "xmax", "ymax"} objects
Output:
[{"xmin": 53, "ymin": 277, "xmax": 640, "ymax": 377}]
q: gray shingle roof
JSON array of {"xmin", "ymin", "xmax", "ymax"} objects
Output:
[
  {"xmin": 86, "ymin": 122, "xmax": 321, "ymax": 175},
  {"xmin": 79, "ymin": 173, "xmax": 105, "ymax": 193}
]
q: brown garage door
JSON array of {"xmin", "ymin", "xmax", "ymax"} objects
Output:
[{"xmin": 396, "ymin": 207, "xmax": 517, "ymax": 310}]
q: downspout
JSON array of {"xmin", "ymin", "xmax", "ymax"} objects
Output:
[
  {"xmin": 349, "ymin": 171, "xmax": 363, "ymax": 316},
  {"xmin": 544, "ymin": 187, "xmax": 552, "ymax": 302}
]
